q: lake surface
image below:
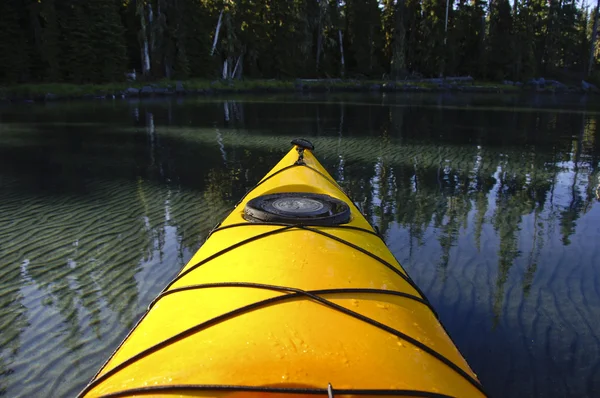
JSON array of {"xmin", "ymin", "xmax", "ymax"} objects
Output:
[{"xmin": 0, "ymin": 93, "xmax": 599, "ymax": 397}]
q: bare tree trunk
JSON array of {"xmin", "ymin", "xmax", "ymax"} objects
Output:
[
  {"xmin": 232, "ymin": 54, "xmax": 243, "ymax": 79},
  {"xmin": 148, "ymin": 4, "xmax": 155, "ymax": 54},
  {"xmin": 223, "ymin": 102, "xmax": 230, "ymax": 122},
  {"xmin": 136, "ymin": 0, "xmax": 151, "ymax": 76},
  {"xmin": 222, "ymin": 58, "xmax": 228, "ymax": 79},
  {"xmin": 211, "ymin": 10, "xmax": 224, "ymax": 56},
  {"xmin": 137, "ymin": 0, "xmax": 151, "ymax": 76},
  {"xmin": 444, "ymin": 0, "xmax": 450, "ymax": 45},
  {"xmin": 316, "ymin": 30, "xmax": 323, "ymax": 71},
  {"xmin": 589, "ymin": 0, "xmax": 600, "ymax": 76},
  {"xmin": 339, "ymin": 30, "xmax": 345, "ymax": 77}
]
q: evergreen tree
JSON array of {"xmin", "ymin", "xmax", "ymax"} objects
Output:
[
  {"xmin": 88, "ymin": 0, "xmax": 128, "ymax": 82},
  {"xmin": 57, "ymin": 1, "xmax": 95, "ymax": 83},
  {"xmin": 382, "ymin": 0, "xmax": 395, "ymax": 72},
  {"xmin": 0, "ymin": 0, "xmax": 31, "ymax": 84},
  {"xmin": 404, "ymin": 0, "xmax": 424, "ymax": 74},
  {"xmin": 235, "ymin": 0, "xmax": 273, "ymax": 77},
  {"xmin": 390, "ymin": 0, "xmax": 408, "ymax": 78},
  {"xmin": 39, "ymin": 0, "xmax": 62, "ymax": 81},
  {"xmin": 0, "ymin": 0, "xmax": 597, "ymax": 84},
  {"xmin": 27, "ymin": 0, "xmax": 62, "ymax": 82},
  {"xmin": 542, "ymin": 0, "xmax": 562, "ymax": 74},
  {"xmin": 488, "ymin": 0, "xmax": 514, "ymax": 80},
  {"xmin": 329, "ymin": 0, "xmax": 346, "ymax": 77},
  {"xmin": 512, "ymin": 0, "xmax": 537, "ymax": 80},
  {"xmin": 345, "ymin": 0, "xmax": 385, "ymax": 77},
  {"xmin": 420, "ymin": 0, "xmax": 449, "ymax": 76},
  {"xmin": 448, "ymin": 0, "xmax": 486, "ymax": 77},
  {"xmin": 182, "ymin": 0, "xmax": 215, "ymax": 78}
]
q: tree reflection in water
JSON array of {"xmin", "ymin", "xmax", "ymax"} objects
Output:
[{"xmin": 0, "ymin": 95, "xmax": 598, "ymax": 397}]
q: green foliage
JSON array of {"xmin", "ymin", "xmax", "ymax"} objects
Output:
[
  {"xmin": 512, "ymin": 0, "xmax": 537, "ymax": 80},
  {"xmin": 419, "ymin": 0, "xmax": 449, "ymax": 77},
  {"xmin": 88, "ymin": 0, "xmax": 128, "ymax": 82},
  {"xmin": 448, "ymin": 0, "xmax": 487, "ymax": 77},
  {"xmin": 488, "ymin": 0, "xmax": 514, "ymax": 80},
  {"xmin": 345, "ymin": 0, "xmax": 385, "ymax": 77},
  {"xmin": 0, "ymin": 0, "xmax": 32, "ymax": 84},
  {"xmin": 0, "ymin": 0, "xmax": 599, "ymax": 84},
  {"xmin": 57, "ymin": 1, "xmax": 95, "ymax": 83},
  {"xmin": 27, "ymin": 0, "xmax": 62, "ymax": 82}
]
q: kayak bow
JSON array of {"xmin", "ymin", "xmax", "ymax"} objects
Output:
[{"xmin": 80, "ymin": 139, "xmax": 486, "ymax": 398}]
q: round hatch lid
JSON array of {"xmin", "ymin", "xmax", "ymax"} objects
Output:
[{"xmin": 244, "ymin": 192, "xmax": 351, "ymax": 225}]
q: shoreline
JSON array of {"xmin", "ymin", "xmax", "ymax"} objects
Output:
[{"xmin": 0, "ymin": 79, "xmax": 597, "ymax": 103}]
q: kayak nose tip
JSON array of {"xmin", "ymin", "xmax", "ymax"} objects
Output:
[{"xmin": 291, "ymin": 138, "xmax": 314, "ymax": 151}]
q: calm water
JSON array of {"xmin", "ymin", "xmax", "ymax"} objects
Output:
[{"xmin": 1, "ymin": 93, "xmax": 599, "ymax": 397}]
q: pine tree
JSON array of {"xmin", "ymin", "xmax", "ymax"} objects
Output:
[
  {"xmin": 329, "ymin": 0, "xmax": 346, "ymax": 77},
  {"xmin": 24, "ymin": 0, "xmax": 61, "ymax": 82},
  {"xmin": 404, "ymin": 0, "xmax": 424, "ymax": 74},
  {"xmin": 512, "ymin": 0, "xmax": 537, "ymax": 80},
  {"xmin": 0, "ymin": 0, "xmax": 31, "ymax": 84},
  {"xmin": 118, "ymin": 0, "xmax": 142, "ymax": 74},
  {"xmin": 39, "ymin": 0, "xmax": 62, "ymax": 82},
  {"xmin": 267, "ymin": 0, "xmax": 313, "ymax": 77},
  {"xmin": 488, "ymin": 0, "xmax": 514, "ymax": 80},
  {"xmin": 57, "ymin": 1, "xmax": 94, "ymax": 83},
  {"xmin": 420, "ymin": 0, "xmax": 449, "ymax": 76},
  {"xmin": 382, "ymin": 0, "xmax": 396, "ymax": 73},
  {"xmin": 541, "ymin": 0, "xmax": 561, "ymax": 74},
  {"xmin": 558, "ymin": 0, "xmax": 586, "ymax": 74},
  {"xmin": 88, "ymin": 0, "xmax": 128, "ymax": 82},
  {"xmin": 235, "ymin": 0, "xmax": 272, "ymax": 77},
  {"xmin": 345, "ymin": 0, "xmax": 384, "ymax": 77},
  {"xmin": 447, "ymin": 0, "xmax": 486, "ymax": 77},
  {"xmin": 390, "ymin": 0, "xmax": 407, "ymax": 78},
  {"xmin": 181, "ymin": 0, "xmax": 215, "ymax": 78}
]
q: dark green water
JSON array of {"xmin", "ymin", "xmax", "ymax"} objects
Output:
[{"xmin": 0, "ymin": 93, "xmax": 599, "ymax": 397}]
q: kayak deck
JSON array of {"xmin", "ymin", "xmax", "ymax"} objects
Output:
[{"xmin": 79, "ymin": 141, "xmax": 486, "ymax": 397}]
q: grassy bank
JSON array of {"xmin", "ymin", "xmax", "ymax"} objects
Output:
[{"xmin": 0, "ymin": 78, "xmax": 585, "ymax": 102}]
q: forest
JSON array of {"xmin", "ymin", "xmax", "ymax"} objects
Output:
[{"xmin": 1, "ymin": 0, "xmax": 600, "ymax": 85}]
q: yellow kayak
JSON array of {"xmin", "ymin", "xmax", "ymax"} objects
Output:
[{"xmin": 79, "ymin": 139, "xmax": 486, "ymax": 398}]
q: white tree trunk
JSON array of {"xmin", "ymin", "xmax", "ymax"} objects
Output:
[
  {"xmin": 444, "ymin": 0, "xmax": 449, "ymax": 45},
  {"xmin": 148, "ymin": 4, "xmax": 154, "ymax": 54},
  {"xmin": 339, "ymin": 30, "xmax": 345, "ymax": 77},
  {"xmin": 589, "ymin": 0, "xmax": 600, "ymax": 76},
  {"xmin": 222, "ymin": 58, "xmax": 228, "ymax": 79},
  {"xmin": 232, "ymin": 54, "xmax": 243, "ymax": 79},
  {"xmin": 142, "ymin": 41, "xmax": 151, "ymax": 75},
  {"xmin": 237, "ymin": 54, "xmax": 244, "ymax": 79},
  {"xmin": 139, "ymin": 1, "xmax": 151, "ymax": 76},
  {"xmin": 211, "ymin": 10, "xmax": 224, "ymax": 56},
  {"xmin": 223, "ymin": 102, "xmax": 230, "ymax": 122}
]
